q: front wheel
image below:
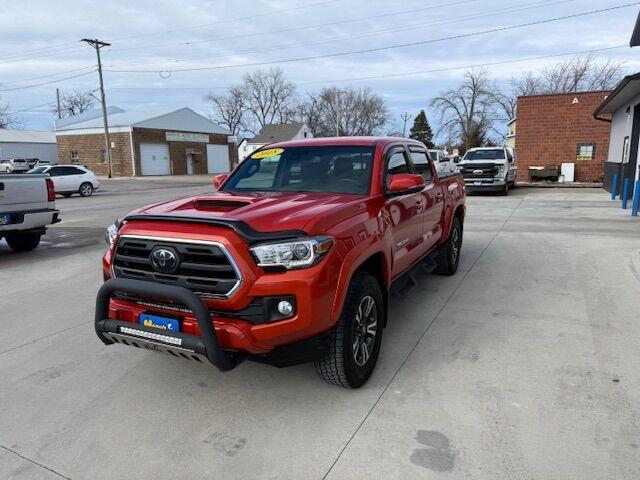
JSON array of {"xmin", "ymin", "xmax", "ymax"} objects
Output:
[
  {"xmin": 315, "ymin": 272, "xmax": 384, "ymax": 388},
  {"xmin": 79, "ymin": 182, "xmax": 94, "ymax": 197},
  {"xmin": 6, "ymin": 232, "xmax": 41, "ymax": 252}
]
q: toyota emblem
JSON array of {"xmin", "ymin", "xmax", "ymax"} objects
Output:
[{"xmin": 150, "ymin": 247, "xmax": 179, "ymax": 273}]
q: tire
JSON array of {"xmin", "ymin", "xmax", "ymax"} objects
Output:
[
  {"xmin": 6, "ymin": 232, "xmax": 41, "ymax": 252},
  {"xmin": 79, "ymin": 182, "xmax": 94, "ymax": 197},
  {"xmin": 500, "ymin": 182, "xmax": 509, "ymax": 196},
  {"xmin": 315, "ymin": 272, "xmax": 384, "ymax": 388},
  {"xmin": 434, "ymin": 216, "xmax": 462, "ymax": 276}
]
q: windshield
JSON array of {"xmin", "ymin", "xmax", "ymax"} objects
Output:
[
  {"xmin": 27, "ymin": 167, "xmax": 49, "ymax": 174},
  {"xmin": 463, "ymin": 149, "xmax": 505, "ymax": 161},
  {"xmin": 428, "ymin": 150, "xmax": 439, "ymax": 161},
  {"xmin": 222, "ymin": 145, "xmax": 374, "ymax": 195}
]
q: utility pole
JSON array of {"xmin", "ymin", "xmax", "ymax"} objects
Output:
[
  {"xmin": 400, "ymin": 112, "xmax": 411, "ymax": 137},
  {"xmin": 55, "ymin": 88, "xmax": 61, "ymax": 119},
  {"xmin": 81, "ymin": 38, "xmax": 112, "ymax": 178}
]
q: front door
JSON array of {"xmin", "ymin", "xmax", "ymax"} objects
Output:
[
  {"xmin": 186, "ymin": 154, "xmax": 194, "ymax": 175},
  {"xmin": 383, "ymin": 146, "xmax": 426, "ymax": 279}
]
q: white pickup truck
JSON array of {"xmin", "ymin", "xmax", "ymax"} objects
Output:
[{"xmin": 0, "ymin": 174, "xmax": 60, "ymax": 251}]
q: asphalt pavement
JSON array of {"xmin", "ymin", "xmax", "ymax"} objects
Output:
[{"xmin": 1, "ymin": 181, "xmax": 639, "ymax": 479}]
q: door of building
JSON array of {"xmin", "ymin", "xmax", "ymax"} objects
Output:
[
  {"xmin": 206, "ymin": 144, "xmax": 230, "ymax": 174},
  {"xmin": 140, "ymin": 143, "xmax": 171, "ymax": 176}
]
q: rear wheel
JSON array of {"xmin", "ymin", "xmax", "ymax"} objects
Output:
[
  {"xmin": 6, "ymin": 232, "xmax": 41, "ymax": 252},
  {"xmin": 79, "ymin": 182, "xmax": 94, "ymax": 197},
  {"xmin": 434, "ymin": 216, "xmax": 462, "ymax": 276},
  {"xmin": 315, "ymin": 272, "xmax": 384, "ymax": 388}
]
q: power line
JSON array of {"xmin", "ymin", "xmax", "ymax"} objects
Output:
[
  {"xmin": 0, "ymin": 69, "xmax": 96, "ymax": 92},
  {"xmin": 0, "ymin": 66, "xmax": 95, "ymax": 85},
  {"xmin": 105, "ymin": 2, "xmax": 640, "ymax": 74},
  {"xmin": 0, "ymin": 45, "xmax": 86, "ymax": 66},
  {"xmin": 108, "ymin": 0, "xmax": 576, "ymax": 69},
  {"xmin": 6, "ymin": 100, "xmax": 58, "ymax": 115},
  {"xmin": 106, "ymin": 0, "xmax": 481, "ymax": 54},
  {"xmin": 0, "ymin": 41, "xmax": 78, "ymax": 60},
  {"xmin": 110, "ymin": 0, "xmax": 343, "ymax": 42}
]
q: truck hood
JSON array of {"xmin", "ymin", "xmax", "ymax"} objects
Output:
[{"xmin": 132, "ymin": 191, "xmax": 367, "ymax": 235}]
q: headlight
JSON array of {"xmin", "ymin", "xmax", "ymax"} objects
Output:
[
  {"xmin": 496, "ymin": 165, "xmax": 505, "ymax": 175},
  {"xmin": 250, "ymin": 236, "xmax": 333, "ymax": 270},
  {"xmin": 105, "ymin": 223, "xmax": 119, "ymax": 246}
]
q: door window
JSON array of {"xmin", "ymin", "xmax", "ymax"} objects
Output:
[
  {"xmin": 410, "ymin": 151, "xmax": 433, "ymax": 183},
  {"xmin": 385, "ymin": 148, "xmax": 410, "ymax": 189}
]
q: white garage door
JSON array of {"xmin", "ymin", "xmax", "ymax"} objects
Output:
[
  {"xmin": 206, "ymin": 144, "xmax": 230, "ymax": 174},
  {"xmin": 140, "ymin": 143, "xmax": 171, "ymax": 176}
]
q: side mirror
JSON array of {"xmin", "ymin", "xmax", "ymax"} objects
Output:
[
  {"xmin": 453, "ymin": 156, "xmax": 461, "ymax": 163},
  {"xmin": 213, "ymin": 174, "xmax": 228, "ymax": 190},
  {"xmin": 387, "ymin": 174, "xmax": 425, "ymax": 195}
]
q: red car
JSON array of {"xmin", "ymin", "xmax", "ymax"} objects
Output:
[{"xmin": 96, "ymin": 137, "xmax": 465, "ymax": 388}]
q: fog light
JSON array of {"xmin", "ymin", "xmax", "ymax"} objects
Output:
[{"xmin": 277, "ymin": 300, "xmax": 294, "ymax": 316}]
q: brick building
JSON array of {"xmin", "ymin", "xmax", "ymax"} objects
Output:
[
  {"xmin": 55, "ymin": 107, "xmax": 237, "ymax": 177},
  {"xmin": 515, "ymin": 91, "xmax": 611, "ymax": 183}
]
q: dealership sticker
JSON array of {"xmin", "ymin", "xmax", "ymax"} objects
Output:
[{"xmin": 252, "ymin": 148, "xmax": 284, "ymax": 159}]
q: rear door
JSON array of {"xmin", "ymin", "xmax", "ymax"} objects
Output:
[
  {"xmin": 47, "ymin": 166, "xmax": 73, "ymax": 192},
  {"xmin": 0, "ymin": 175, "xmax": 47, "ymax": 213},
  {"xmin": 383, "ymin": 145, "xmax": 426, "ymax": 278},
  {"xmin": 409, "ymin": 146, "xmax": 444, "ymax": 252}
]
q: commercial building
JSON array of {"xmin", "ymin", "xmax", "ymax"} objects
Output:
[
  {"xmin": 238, "ymin": 123, "xmax": 312, "ymax": 160},
  {"xmin": 0, "ymin": 130, "xmax": 57, "ymax": 163},
  {"xmin": 55, "ymin": 107, "xmax": 236, "ymax": 177},
  {"xmin": 515, "ymin": 91, "xmax": 611, "ymax": 183},
  {"xmin": 594, "ymin": 73, "xmax": 640, "ymax": 198}
]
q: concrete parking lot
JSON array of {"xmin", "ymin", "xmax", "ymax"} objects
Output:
[{"xmin": 1, "ymin": 181, "xmax": 639, "ymax": 479}]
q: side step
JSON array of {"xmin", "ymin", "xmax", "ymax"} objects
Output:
[{"xmin": 391, "ymin": 250, "xmax": 439, "ymax": 298}]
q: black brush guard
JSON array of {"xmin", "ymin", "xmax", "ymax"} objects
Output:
[{"xmin": 95, "ymin": 278, "xmax": 241, "ymax": 371}]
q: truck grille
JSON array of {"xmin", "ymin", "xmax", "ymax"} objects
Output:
[
  {"xmin": 113, "ymin": 236, "xmax": 241, "ymax": 298},
  {"xmin": 461, "ymin": 163, "xmax": 499, "ymax": 179}
]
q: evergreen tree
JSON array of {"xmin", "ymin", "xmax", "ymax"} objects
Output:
[{"xmin": 409, "ymin": 110, "xmax": 434, "ymax": 148}]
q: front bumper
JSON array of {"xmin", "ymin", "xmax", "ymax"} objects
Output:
[
  {"xmin": 463, "ymin": 178, "xmax": 506, "ymax": 191},
  {"xmin": 96, "ymin": 278, "xmax": 241, "ymax": 371}
]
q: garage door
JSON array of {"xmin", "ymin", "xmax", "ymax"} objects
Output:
[
  {"xmin": 206, "ymin": 144, "xmax": 230, "ymax": 174},
  {"xmin": 140, "ymin": 143, "xmax": 171, "ymax": 176}
]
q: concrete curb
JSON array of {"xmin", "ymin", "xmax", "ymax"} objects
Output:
[
  {"xmin": 515, "ymin": 182, "xmax": 603, "ymax": 188},
  {"xmin": 630, "ymin": 250, "xmax": 640, "ymax": 288}
]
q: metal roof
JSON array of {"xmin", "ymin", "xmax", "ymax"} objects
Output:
[
  {"xmin": 249, "ymin": 123, "xmax": 305, "ymax": 144},
  {"xmin": 631, "ymin": 11, "xmax": 640, "ymax": 47},
  {"xmin": 0, "ymin": 129, "xmax": 56, "ymax": 144},
  {"xmin": 55, "ymin": 106, "xmax": 231, "ymax": 135},
  {"xmin": 593, "ymin": 72, "xmax": 640, "ymax": 116}
]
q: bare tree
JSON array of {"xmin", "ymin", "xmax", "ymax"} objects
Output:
[
  {"xmin": 430, "ymin": 69, "xmax": 497, "ymax": 151},
  {"xmin": 55, "ymin": 89, "xmax": 96, "ymax": 118},
  {"xmin": 0, "ymin": 100, "xmax": 20, "ymax": 129},
  {"xmin": 241, "ymin": 68, "xmax": 297, "ymax": 134},
  {"xmin": 206, "ymin": 86, "xmax": 246, "ymax": 136}
]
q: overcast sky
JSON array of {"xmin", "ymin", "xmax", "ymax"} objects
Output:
[{"xmin": 1, "ymin": 0, "xmax": 639, "ymax": 139}]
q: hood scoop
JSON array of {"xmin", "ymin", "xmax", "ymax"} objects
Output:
[{"xmin": 192, "ymin": 197, "xmax": 252, "ymax": 212}]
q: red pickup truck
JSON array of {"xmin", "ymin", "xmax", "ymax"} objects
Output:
[{"xmin": 96, "ymin": 137, "xmax": 465, "ymax": 388}]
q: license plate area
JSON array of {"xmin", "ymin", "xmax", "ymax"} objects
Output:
[
  {"xmin": 473, "ymin": 181, "xmax": 483, "ymax": 186},
  {"xmin": 139, "ymin": 312, "xmax": 182, "ymax": 332},
  {"xmin": 0, "ymin": 213, "xmax": 12, "ymax": 225}
]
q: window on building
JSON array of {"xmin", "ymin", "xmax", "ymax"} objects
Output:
[
  {"xmin": 576, "ymin": 143, "xmax": 596, "ymax": 161},
  {"xmin": 100, "ymin": 149, "xmax": 107, "ymax": 163},
  {"xmin": 622, "ymin": 136, "xmax": 630, "ymax": 164},
  {"xmin": 70, "ymin": 150, "xmax": 79, "ymax": 162}
]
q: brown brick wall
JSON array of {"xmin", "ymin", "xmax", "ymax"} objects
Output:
[
  {"xmin": 132, "ymin": 128, "xmax": 236, "ymax": 176},
  {"xmin": 56, "ymin": 128, "xmax": 237, "ymax": 177},
  {"xmin": 56, "ymin": 132, "xmax": 133, "ymax": 177},
  {"xmin": 515, "ymin": 91, "xmax": 611, "ymax": 182}
]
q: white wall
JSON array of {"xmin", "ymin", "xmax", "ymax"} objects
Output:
[
  {"xmin": 607, "ymin": 94, "xmax": 640, "ymax": 164},
  {"xmin": 0, "ymin": 142, "xmax": 57, "ymax": 163}
]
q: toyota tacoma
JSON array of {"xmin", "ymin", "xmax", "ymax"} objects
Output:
[{"xmin": 96, "ymin": 137, "xmax": 465, "ymax": 388}]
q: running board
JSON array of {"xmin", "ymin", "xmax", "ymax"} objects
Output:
[{"xmin": 391, "ymin": 251, "xmax": 439, "ymax": 298}]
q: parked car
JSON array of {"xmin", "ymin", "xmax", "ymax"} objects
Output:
[
  {"xmin": 428, "ymin": 149, "xmax": 457, "ymax": 175},
  {"xmin": 0, "ymin": 173, "xmax": 60, "ymax": 251},
  {"xmin": 0, "ymin": 158, "xmax": 30, "ymax": 174},
  {"xmin": 96, "ymin": 137, "xmax": 466, "ymax": 388},
  {"xmin": 28, "ymin": 164, "xmax": 100, "ymax": 197},
  {"xmin": 457, "ymin": 147, "xmax": 517, "ymax": 195},
  {"xmin": 34, "ymin": 159, "xmax": 53, "ymax": 167}
]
